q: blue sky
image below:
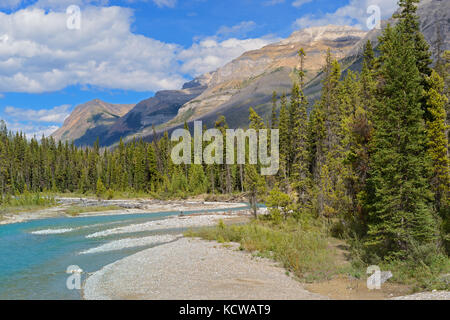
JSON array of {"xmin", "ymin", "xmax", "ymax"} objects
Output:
[{"xmin": 0, "ymin": 0, "xmax": 398, "ymax": 137}]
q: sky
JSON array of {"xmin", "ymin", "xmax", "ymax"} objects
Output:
[{"xmin": 0, "ymin": 0, "xmax": 399, "ymax": 137}]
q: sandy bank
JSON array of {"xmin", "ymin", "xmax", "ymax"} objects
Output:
[
  {"xmin": 0, "ymin": 198, "xmax": 248, "ymax": 225},
  {"xmin": 83, "ymin": 237, "xmax": 327, "ymax": 300}
]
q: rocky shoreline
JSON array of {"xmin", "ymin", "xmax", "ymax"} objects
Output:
[
  {"xmin": 0, "ymin": 197, "xmax": 249, "ymax": 225},
  {"xmin": 83, "ymin": 236, "xmax": 450, "ymax": 301},
  {"xmin": 83, "ymin": 237, "xmax": 327, "ymax": 300}
]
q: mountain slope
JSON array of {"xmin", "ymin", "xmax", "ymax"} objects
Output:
[
  {"xmin": 345, "ymin": 0, "xmax": 449, "ymax": 75},
  {"xmin": 51, "ymin": 99, "xmax": 134, "ymax": 144},
  {"xmin": 98, "ymin": 75, "xmax": 210, "ymax": 146},
  {"xmin": 123, "ymin": 26, "xmax": 367, "ymax": 142},
  {"xmin": 56, "ymin": 0, "xmax": 449, "ymax": 147}
]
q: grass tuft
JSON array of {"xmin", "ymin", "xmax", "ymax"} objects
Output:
[{"xmin": 186, "ymin": 218, "xmax": 337, "ymax": 282}]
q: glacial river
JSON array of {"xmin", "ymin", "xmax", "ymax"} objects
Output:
[{"xmin": 0, "ymin": 206, "xmax": 249, "ymax": 300}]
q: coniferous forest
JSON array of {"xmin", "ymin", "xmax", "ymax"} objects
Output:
[{"xmin": 1, "ymin": 0, "xmax": 449, "ymax": 287}]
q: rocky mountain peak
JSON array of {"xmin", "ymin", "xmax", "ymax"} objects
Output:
[{"xmin": 281, "ymin": 25, "xmax": 367, "ymax": 46}]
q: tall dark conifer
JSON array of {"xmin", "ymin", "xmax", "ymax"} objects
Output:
[{"xmin": 365, "ymin": 24, "xmax": 437, "ymax": 256}]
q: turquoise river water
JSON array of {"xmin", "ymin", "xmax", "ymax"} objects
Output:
[{"xmin": 0, "ymin": 206, "xmax": 249, "ymax": 300}]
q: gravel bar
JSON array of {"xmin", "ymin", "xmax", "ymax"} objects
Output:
[{"xmin": 83, "ymin": 237, "xmax": 328, "ymax": 300}]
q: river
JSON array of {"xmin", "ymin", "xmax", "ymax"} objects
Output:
[{"xmin": 0, "ymin": 206, "xmax": 249, "ymax": 300}]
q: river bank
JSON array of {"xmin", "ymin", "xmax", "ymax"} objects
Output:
[
  {"xmin": 83, "ymin": 237, "xmax": 327, "ymax": 300},
  {"xmin": 83, "ymin": 235, "xmax": 450, "ymax": 300},
  {"xmin": 0, "ymin": 197, "xmax": 249, "ymax": 225}
]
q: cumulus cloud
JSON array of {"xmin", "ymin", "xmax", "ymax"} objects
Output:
[
  {"xmin": 0, "ymin": 6, "xmax": 186, "ymax": 93},
  {"xmin": 178, "ymin": 37, "xmax": 278, "ymax": 76},
  {"xmin": 0, "ymin": 0, "xmax": 24, "ymax": 9},
  {"xmin": 294, "ymin": 0, "xmax": 398, "ymax": 30},
  {"xmin": 0, "ymin": 0, "xmax": 175, "ymax": 10},
  {"xmin": 0, "ymin": 7, "xmax": 278, "ymax": 94},
  {"xmin": 2, "ymin": 104, "xmax": 72, "ymax": 137},
  {"xmin": 2, "ymin": 120, "xmax": 60, "ymax": 138},
  {"xmin": 32, "ymin": 0, "xmax": 109, "ymax": 10},
  {"xmin": 4, "ymin": 104, "xmax": 71, "ymax": 123},
  {"xmin": 180, "ymin": 20, "xmax": 279, "ymax": 77}
]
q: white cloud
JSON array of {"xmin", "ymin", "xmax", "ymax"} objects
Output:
[
  {"xmin": 0, "ymin": 7, "xmax": 278, "ymax": 94},
  {"xmin": 152, "ymin": 0, "xmax": 176, "ymax": 8},
  {"xmin": 292, "ymin": 0, "xmax": 313, "ymax": 8},
  {"xmin": 2, "ymin": 120, "xmax": 60, "ymax": 138},
  {"xmin": 4, "ymin": 104, "xmax": 71, "ymax": 123},
  {"xmin": 0, "ymin": 7, "xmax": 186, "ymax": 93},
  {"xmin": 0, "ymin": 0, "xmax": 109, "ymax": 10},
  {"xmin": 179, "ymin": 21, "xmax": 279, "ymax": 76},
  {"xmin": 294, "ymin": 0, "xmax": 398, "ymax": 30},
  {"xmin": 2, "ymin": 104, "xmax": 72, "ymax": 137},
  {"xmin": 0, "ymin": 0, "xmax": 24, "ymax": 9},
  {"xmin": 0, "ymin": 0, "xmax": 176, "ymax": 10},
  {"xmin": 178, "ymin": 36, "xmax": 278, "ymax": 77},
  {"xmin": 216, "ymin": 21, "xmax": 257, "ymax": 38}
]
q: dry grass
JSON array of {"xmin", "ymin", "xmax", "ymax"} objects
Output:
[{"xmin": 186, "ymin": 218, "xmax": 337, "ymax": 282}]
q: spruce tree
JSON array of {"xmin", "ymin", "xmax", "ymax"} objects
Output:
[
  {"xmin": 271, "ymin": 91, "xmax": 278, "ymax": 129},
  {"xmin": 365, "ymin": 24, "xmax": 437, "ymax": 257},
  {"xmin": 312, "ymin": 50, "xmax": 343, "ymax": 217},
  {"xmin": 394, "ymin": 0, "xmax": 432, "ymax": 81},
  {"xmin": 278, "ymin": 93, "xmax": 289, "ymax": 181},
  {"xmin": 424, "ymin": 70, "xmax": 449, "ymax": 215},
  {"xmin": 291, "ymin": 49, "xmax": 310, "ymax": 205}
]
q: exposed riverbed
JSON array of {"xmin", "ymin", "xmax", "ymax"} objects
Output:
[{"xmin": 0, "ymin": 199, "xmax": 251, "ymax": 300}]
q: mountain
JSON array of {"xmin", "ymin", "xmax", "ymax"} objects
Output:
[
  {"xmin": 56, "ymin": 0, "xmax": 449, "ymax": 147},
  {"xmin": 167, "ymin": 26, "xmax": 366, "ymax": 129},
  {"xmin": 98, "ymin": 75, "xmax": 210, "ymax": 146},
  {"xmin": 51, "ymin": 99, "xmax": 134, "ymax": 145},
  {"xmin": 105, "ymin": 25, "xmax": 366, "ymax": 144},
  {"xmin": 344, "ymin": 0, "xmax": 449, "ymax": 74}
]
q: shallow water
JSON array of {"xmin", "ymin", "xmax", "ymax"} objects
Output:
[{"xmin": 0, "ymin": 206, "xmax": 249, "ymax": 300}]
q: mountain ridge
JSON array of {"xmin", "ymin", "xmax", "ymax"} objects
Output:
[
  {"xmin": 52, "ymin": 0, "xmax": 449, "ymax": 147},
  {"xmin": 51, "ymin": 99, "xmax": 134, "ymax": 144}
]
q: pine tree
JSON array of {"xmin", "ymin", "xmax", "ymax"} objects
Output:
[
  {"xmin": 188, "ymin": 164, "xmax": 207, "ymax": 194},
  {"xmin": 146, "ymin": 144, "xmax": 159, "ymax": 191},
  {"xmin": 215, "ymin": 116, "xmax": 232, "ymax": 193},
  {"xmin": 365, "ymin": 24, "xmax": 437, "ymax": 257},
  {"xmin": 311, "ymin": 50, "xmax": 343, "ymax": 217},
  {"xmin": 442, "ymin": 51, "xmax": 450, "ymax": 146},
  {"xmin": 245, "ymin": 108, "xmax": 267, "ymax": 216},
  {"xmin": 271, "ymin": 91, "xmax": 278, "ymax": 129},
  {"xmin": 424, "ymin": 70, "xmax": 449, "ymax": 215},
  {"xmin": 278, "ymin": 93, "xmax": 289, "ymax": 182},
  {"xmin": 96, "ymin": 177, "xmax": 106, "ymax": 198},
  {"xmin": 291, "ymin": 49, "xmax": 310, "ymax": 205},
  {"xmin": 394, "ymin": 0, "xmax": 432, "ymax": 81},
  {"xmin": 341, "ymin": 42, "xmax": 376, "ymax": 228}
]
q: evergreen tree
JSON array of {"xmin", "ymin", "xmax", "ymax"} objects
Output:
[
  {"xmin": 394, "ymin": 0, "xmax": 432, "ymax": 81},
  {"xmin": 365, "ymin": 24, "xmax": 437, "ymax": 257},
  {"xmin": 291, "ymin": 49, "xmax": 310, "ymax": 205},
  {"xmin": 278, "ymin": 93, "xmax": 289, "ymax": 183},
  {"xmin": 271, "ymin": 91, "xmax": 278, "ymax": 129},
  {"xmin": 96, "ymin": 177, "xmax": 106, "ymax": 198},
  {"xmin": 424, "ymin": 70, "xmax": 449, "ymax": 215},
  {"xmin": 312, "ymin": 50, "xmax": 343, "ymax": 217}
]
